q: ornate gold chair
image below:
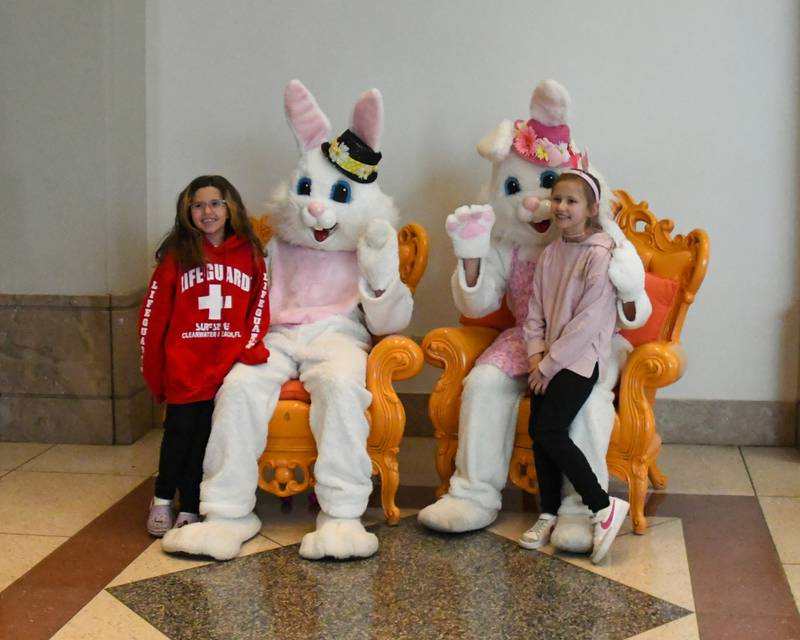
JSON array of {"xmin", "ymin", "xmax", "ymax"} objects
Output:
[
  {"xmin": 423, "ymin": 190, "xmax": 709, "ymax": 533},
  {"xmin": 252, "ymin": 218, "xmax": 428, "ymax": 525}
]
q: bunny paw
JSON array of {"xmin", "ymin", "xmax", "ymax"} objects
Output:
[
  {"xmin": 357, "ymin": 218, "xmax": 399, "ymax": 294},
  {"xmin": 445, "ymin": 204, "xmax": 495, "ymax": 258}
]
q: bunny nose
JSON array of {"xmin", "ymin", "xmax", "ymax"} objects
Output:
[
  {"xmin": 307, "ymin": 201, "xmax": 326, "ymax": 218},
  {"xmin": 522, "ymin": 196, "xmax": 542, "ymax": 212}
]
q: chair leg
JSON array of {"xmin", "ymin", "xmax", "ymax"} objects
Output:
[
  {"xmin": 434, "ymin": 438, "xmax": 458, "ymax": 498},
  {"xmin": 648, "ymin": 462, "xmax": 668, "ymax": 490},
  {"xmin": 375, "ymin": 459, "xmax": 400, "ymax": 525},
  {"xmin": 629, "ymin": 462, "xmax": 650, "ymax": 535}
]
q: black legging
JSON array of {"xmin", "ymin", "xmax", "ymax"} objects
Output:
[
  {"xmin": 154, "ymin": 400, "xmax": 214, "ymax": 514},
  {"xmin": 528, "ymin": 364, "xmax": 610, "ymax": 515}
]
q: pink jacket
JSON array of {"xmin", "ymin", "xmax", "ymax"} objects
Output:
[{"xmin": 524, "ymin": 232, "xmax": 617, "ymax": 381}]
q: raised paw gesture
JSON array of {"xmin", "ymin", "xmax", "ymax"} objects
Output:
[
  {"xmin": 445, "ymin": 204, "xmax": 495, "ymax": 259},
  {"xmin": 357, "ymin": 218, "xmax": 399, "ymax": 295}
]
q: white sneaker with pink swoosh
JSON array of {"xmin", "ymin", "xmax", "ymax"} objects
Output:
[{"xmin": 591, "ymin": 497, "xmax": 630, "ymax": 564}]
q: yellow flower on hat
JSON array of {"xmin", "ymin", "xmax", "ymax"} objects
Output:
[{"xmin": 534, "ymin": 143, "xmax": 549, "ymax": 162}]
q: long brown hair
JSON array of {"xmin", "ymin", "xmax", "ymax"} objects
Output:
[{"xmin": 155, "ymin": 175, "xmax": 263, "ymax": 269}]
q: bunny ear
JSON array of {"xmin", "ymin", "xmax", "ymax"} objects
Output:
[
  {"xmin": 530, "ymin": 79, "xmax": 570, "ymax": 126},
  {"xmin": 351, "ymin": 89, "xmax": 383, "ymax": 151},
  {"xmin": 284, "ymin": 80, "xmax": 331, "ymax": 152},
  {"xmin": 477, "ymin": 120, "xmax": 515, "ymax": 162},
  {"xmin": 581, "ymin": 148, "xmax": 590, "ymax": 170}
]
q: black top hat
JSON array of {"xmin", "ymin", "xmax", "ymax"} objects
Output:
[{"xmin": 321, "ymin": 129, "xmax": 382, "ymax": 184}]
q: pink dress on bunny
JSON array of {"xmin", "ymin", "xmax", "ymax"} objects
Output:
[{"xmin": 475, "ymin": 245, "xmax": 536, "ymax": 377}]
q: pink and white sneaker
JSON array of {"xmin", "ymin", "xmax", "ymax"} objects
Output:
[{"xmin": 591, "ymin": 497, "xmax": 629, "ymax": 564}]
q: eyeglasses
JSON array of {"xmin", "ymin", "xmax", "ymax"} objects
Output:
[{"xmin": 190, "ymin": 199, "xmax": 227, "ymax": 213}]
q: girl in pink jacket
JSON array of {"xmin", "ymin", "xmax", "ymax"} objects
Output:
[{"xmin": 520, "ymin": 170, "xmax": 628, "ymax": 564}]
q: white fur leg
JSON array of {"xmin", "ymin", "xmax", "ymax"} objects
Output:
[
  {"xmin": 447, "ymin": 365, "xmax": 526, "ymax": 512},
  {"xmin": 161, "ymin": 513, "xmax": 262, "ymax": 561},
  {"xmin": 417, "ymin": 494, "xmax": 498, "ymax": 533},
  {"xmin": 299, "ymin": 512, "xmax": 378, "ymax": 560}
]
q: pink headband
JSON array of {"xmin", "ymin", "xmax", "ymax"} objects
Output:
[{"xmin": 562, "ymin": 169, "xmax": 600, "ymax": 203}]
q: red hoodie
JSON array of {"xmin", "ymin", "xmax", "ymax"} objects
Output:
[{"xmin": 138, "ymin": 234, "xmax": 270, "ymax": 404}]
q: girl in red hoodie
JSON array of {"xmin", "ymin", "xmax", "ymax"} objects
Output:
[{"xmin": 139, "ymin": 175, "xmax": 270, "ymax": 536}]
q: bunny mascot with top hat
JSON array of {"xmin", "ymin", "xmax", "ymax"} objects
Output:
[
  {"xmin": 417, "ymin": 79, "xmax": 651, "ymax": 553},
  {"xmin": 164, "ymin": 80, "xmax": 412, "ymax": 561}
]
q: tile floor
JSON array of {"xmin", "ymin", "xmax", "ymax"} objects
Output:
[{"xmin": 0, "ymin": 434, "xmax": 797, "ymax": 639}]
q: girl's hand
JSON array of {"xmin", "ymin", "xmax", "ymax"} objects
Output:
[{"xmin": 528, "ymin": 367, "xmax": 548, "ymax": 394}]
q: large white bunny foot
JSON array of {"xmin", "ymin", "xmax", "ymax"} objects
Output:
[
  {"xmin": 161, "ymin": 513, "xmax": 261, "ymax": 561},
  {"xmin": 299, "ymin": 512, "xmax": 379, "ymax": 560},
  {"xmin": 445, "ymin": 204, "xmax": 495, "ymax": 259},
  {"xmin": 357, "ymin": 218, "xmax": 399, "ymax": 294},
  {"xmin": 550, "ymin": 514, "xmax": 594, "ymax": 553},
  {"xmin": 417, "ymin": 494, "xmax": 497, "ymax": 533}
]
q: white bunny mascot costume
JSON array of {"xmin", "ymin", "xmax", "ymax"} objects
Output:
[
  {"xmin": 418, "ymin": 79, "xmax": 651, "ymax": 552},
  {"xmin": 164, "ymin": 80, "xmax": 412, "ymax": 561}
]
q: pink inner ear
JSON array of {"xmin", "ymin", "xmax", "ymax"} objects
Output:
[
  {"xmin": 284, "ymin": 80, "xmax": 331, "ymax": 151},
  {"xmin": 351, "ymin": 89, "xmax": 383, "ymax": 150}
]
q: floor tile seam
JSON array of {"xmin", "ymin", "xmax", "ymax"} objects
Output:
[
  {"xmin": 257, "ymin": 533, "xmax": 284, "ymax": 547},
  {"xmin": 6, "ymin": 468, "xmax": 154, "ymax": 478},
  {"xmin": 0, "ymin": 443, "xmax": 56, "ymax": 476},
  {"xmin": 739, "ymin": 445, "xmax": 760, "ymax": 496},
  {"xmin": 0, "ymin": 530, "xmax": 70, "ymax": 540},
  {"xmin": 652, "ymin": 489, "xmax": 755, "ymax": 496},
  {"xmin": 0, "ymin": 527, "xmax": 89, "ymax": 537}
]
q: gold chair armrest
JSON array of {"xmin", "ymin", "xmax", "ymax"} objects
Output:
[
  {"xmin": 365, "ymin": 335, "xmax": 424, "ymax": 447},
  {"xmin": 422, "ymin": 326, "xmax": 499, "ymax": 372},
  {"xmin": 422, "ymin": 326, "xmax": 499, "ymax": 437},
  {"xmin": 614, "ymin": 340, "xmax": 686, "ymax": 456}
]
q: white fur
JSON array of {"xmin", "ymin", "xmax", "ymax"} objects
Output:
[
  {"xmin": 417, "ymin": 494, "xmax": 497, "ymax": 533},
  {"xmin": 529, "ymin": 79, "xmax": 570, "ymax": 126},
  {"xmin": 299, "ymin": 512, "xmax": 379, "ymax": 559},
  {"xmin": 357, "ymin": 218, "xmax": 399, "ymax": 292},
  {"xmin": 162, "ymin": 82, "xmax": 412, "ymax": 563},
  {"xmin": 162, "ymin": 513, "xmax": 262, "ymax": 561},
  {"xmin": 266, "ymin": 150, "xmax": 399, "ymax": 253},
  {"xmin": 445, "ymin": 204, "xmax": 496, "ymax": 259},
  {"xmin": 420, "ymin": 79, "xmax": 651, "ymax": 556},
  {"xmin": 608, "ymin": 238, "xmax": 646, "ymax": 302},
  {"xmin": 477, "ymin": 120, "xmax": 516, "ymax": 163}
]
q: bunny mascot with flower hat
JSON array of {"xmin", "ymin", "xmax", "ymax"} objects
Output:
[
  {"xmin": 163, "ymin": 80, "xmax": 412, "ymax": 561},
  {"xmin": 417, "ymin": 79, "xmax": 651, "ymax": 553}
]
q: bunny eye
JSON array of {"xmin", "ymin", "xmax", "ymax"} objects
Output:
[
  {"xmin": 504, "ymin": 176, "xmax": 521, "ymax": 196},
  {"xmin": 296, "ymin": 177, "xmax": 312, "ymax": 196},
  {"xmin": 330, "ymin": 180, "xmax": 351, "ymax": 204},
  {"xmin": 540, "ymin": 171, "xmax": 558, "ymax": 189}
]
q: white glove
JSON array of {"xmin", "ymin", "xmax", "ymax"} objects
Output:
[
  {"xmin": 357, "ymin": 218, "xmax": 399, "ymax": 293},
  {"xmin": 445, "ymin": 204, "xmax": 495, "ymax": 259},
  {"xmin": 608, "ymin": 238, "xmax": 645, "ymax": 303}
]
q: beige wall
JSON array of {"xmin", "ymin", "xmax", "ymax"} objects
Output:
[
  {"xmin": 0, "ymin": 0, "xmax": 147, "ymax": 297},
  {"xmin": 1, "ymin": 1, "xmax": 798, "ymax": 405},
  {"xmin": 145, "ymin": 0, "xmax": 800, "ymax": 402}
]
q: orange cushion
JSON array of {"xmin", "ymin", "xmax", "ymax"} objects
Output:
[
  {"xmin": 279, "ymin": 380, "xmax": 310, "ymax": 403},
  {"xmin": 460, "ymin": 298, "xmax": 516, "ymax": 332},
  {"xmin": 619, "ymin": 273, "xmax": 680, "ymax": 346}
]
